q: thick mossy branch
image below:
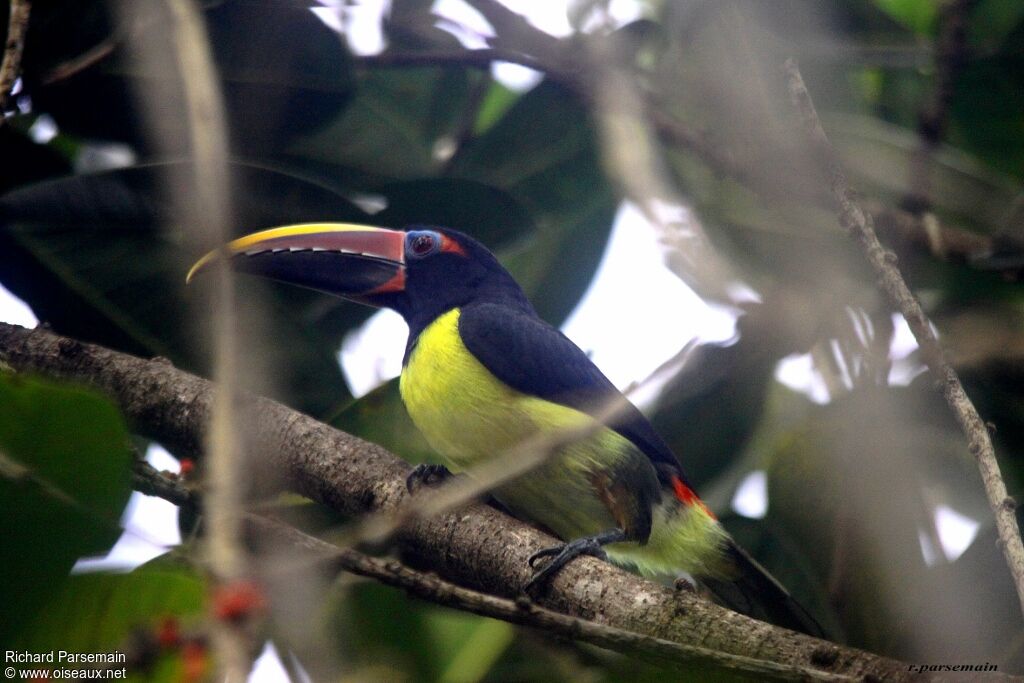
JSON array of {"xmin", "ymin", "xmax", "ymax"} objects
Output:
[{"xmin": 0, "ymin": 321, "xmax": 998, "ymax": 682}]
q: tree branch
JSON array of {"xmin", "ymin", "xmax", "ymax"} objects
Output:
[
  {"xmin": 245, "ymin": 514, "xmax": 855, "ymax": 682},
  {"xmin": 783, "ymin": 57, "xmax": 1024, "ymax": 621},
  {"xmin": 0, "ymin": 322, "xmax": 985, "ymax": 681},
  {"xmin": 0, "ymin": 0, "xmax": 30, "ymax": 119}
]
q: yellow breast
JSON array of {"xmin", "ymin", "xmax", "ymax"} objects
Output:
[{"xmin": 399, "ymin": 308, "xmax": 584, "ymax": 470}]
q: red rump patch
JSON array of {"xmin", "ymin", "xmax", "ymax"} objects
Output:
[{"xmin": 671, "ymin": 475, "xmax": 716, "ymax": 519}]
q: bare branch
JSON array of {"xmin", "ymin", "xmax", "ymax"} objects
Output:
[{"xmin": 783, "ymin": 57, "xmax": 1024, "ymax": 621}]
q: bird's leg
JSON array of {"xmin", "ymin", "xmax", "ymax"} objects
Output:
[
  {"xmin": 405, "ymin": 463, "xmax": 452, "ymax": 492},
  {"xmin": 524, "ymin": 528, "xmax": 627, "ymax": 592}
]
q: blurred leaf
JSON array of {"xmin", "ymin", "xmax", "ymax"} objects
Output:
[
  {"xmin": 14, "ymin": 566, "xmax": 206, "ymax": 681},
  {"xmin": 830, "ymin": 113, "xmax": 1020, "ymax": 234},
  {"xmin": 649, "ymin": 301, "xmax": 819, "ymax": 487},
  {"xmin": 289, "ymin": 67, "xmax": 476, "ymax": 179},
  {"xmin": 451, "ymin": 81, "xmax": 618, "ymax": 324},
  {"xmin": 0, "ymin": 162, "xmax": 375, "ymax": 415},
  {"xmin": 21, "ymin": 0, "xmax": 354, "ymax": 157},
  {"xmin": 765, "ymin": 384, "xmax": 990, "ymax": 654},
  {"xmin": 0, "ymin": 374, "xmax": 132, "ymax": 645},
  {"xmin": 871, "ymin": 0, "xmax": 937, "ymax": 35},
  {"xmin": 0, "ymin": 123, "xmax": 74, "ymax": 195},
  {"xmin": 720, "ymin": 514, "xmax": 843, "ymax": 642},
  {"xmin": 473, "ymin": 81, "xmax": 520, "ymax": 136},
  {"xmin": 331, "ymin": 582, "xmax": 443, "ymax": 681},
  {"xmin": 374, "ymin": 178, "xmax": 537, "ymax": 248},
  {"xmin": 968, "ymin": 0, "xmax": 1024, "ymax": 52},
  {"xmin": 431, "ymin": 617, "xmax": 515, "ymax": 683},
  {"xmin": 330, "ymin": 582, "xmax": 559, "ymax": 683},
  {"xmin": 948, "ymin": 48, "xmax": 1024, "ymax": 180}
]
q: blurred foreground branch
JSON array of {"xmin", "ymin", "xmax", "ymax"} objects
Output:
[
  {"xmin": 783, "ymin": 57, "xmax": 1024, "ymax": 621},
  {"xmin": 0, "ymin": 321, "xmax": 952, "ymax": 682},
  {"xmin": 163, "ymin": 0, "xmax": 247, "ymax": 678},
  {"xmin": 0, "ymin": 0, "xmax": 30, "ymax": 118}
]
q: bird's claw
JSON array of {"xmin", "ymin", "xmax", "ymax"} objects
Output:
[
  {"xmin": 523, "ymin": 533, "xmax": 621, "ymax": 592},
  {"xmin": 527, "ymin": 540, "xmax": 607, "ymax": 568},
  {"xmin": 405, "ymin": 463, "xmax": 452, "ymax": 493}
]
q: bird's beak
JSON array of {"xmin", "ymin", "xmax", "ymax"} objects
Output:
[{"xmin": 186, "ymin": 223, "xmax": 406, "ymax": 301}]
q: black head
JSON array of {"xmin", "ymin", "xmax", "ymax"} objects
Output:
[{"xmin": 393, "ymin": 226, "xmax": 532, "ymax": 335}]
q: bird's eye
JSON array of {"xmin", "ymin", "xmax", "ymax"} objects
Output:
[{"xmin": 407, "ymin": 231, "xmax": 441, "ymax": 258}]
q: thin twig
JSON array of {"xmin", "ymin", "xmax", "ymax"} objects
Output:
[
  {"xmin": 783, "ymin": 57, "xmax": 1024, "ymax": 620},
  {"xmin": 0, "ymin": 0, "xmax": 31, "ymax": 118},
  {"xmin": 248, "ymin": 515, "xmax": 856, "ymax": 682},
  {"xmin": 42, "ymin": 37, "xmax": 118, "ymax": 85}
]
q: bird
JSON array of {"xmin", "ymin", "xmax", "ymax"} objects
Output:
[{"xmin": 188, "ymin": 222, "xmax": 823, "ymax": 637}]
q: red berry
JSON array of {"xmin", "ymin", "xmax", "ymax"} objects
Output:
[
  {"xmin": 181, "ymin": 640, "xmax": 208, "ymax": 682},
  {"xmin": 156, "ymin": 616, "xmax": 181, "ymax": 648},
  {"xmin": 212, "ymin": 580, "xmax": 266, "ymax": 623}
]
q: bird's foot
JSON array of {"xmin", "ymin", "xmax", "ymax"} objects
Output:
[
  {"xmin": 405, "ymin": 463, "xmax": 452, "ymax": 493},
  {"xmin": 523, "ymin": 528, "xmax": 627, "ymax": 592}
]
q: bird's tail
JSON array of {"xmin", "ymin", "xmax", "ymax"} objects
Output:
[{"xmin": 703, "ymin": 540, "xmax": 826, "ymax": 639}]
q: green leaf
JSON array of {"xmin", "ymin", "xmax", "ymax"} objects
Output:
[
  {"xmin": 829, "ymin": 113, "xmax": 1021, "ymax": 231},
  {"xmin": 0, "ymin": 374, "xmax": 132, "ymax": 645},
  {"xmin": 968, "ymin": 0, "xmax": 1024, "ymax": 52},
  {"xmin": 872, "ymin": 0, "xmax": 937, "ymax": 35},
  {"xmin": 373, "ymin": 178, "xmax": 537, "ymax": 249},
  {"xmin": 473, "ymin": 82, "xmax": 520, "ymax": 136},
  {"xmin": 649, "ymin": 319, "xmax": 786, "ymax": 488},
  {"xmin": 289, "ymin": 67, "xmax": 476, "ymax": 179},
  {"xmin": 13, "ymin": 567, "xmax": 206, "ymax": 681},
  {"xmin": 329, "ymin": 582, "xmax": 518, "ymax": 683}
]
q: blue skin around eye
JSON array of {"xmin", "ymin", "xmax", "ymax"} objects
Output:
[{"xmin": 406, "ymin": 230, "xmax": 442, "ymax": 258}]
